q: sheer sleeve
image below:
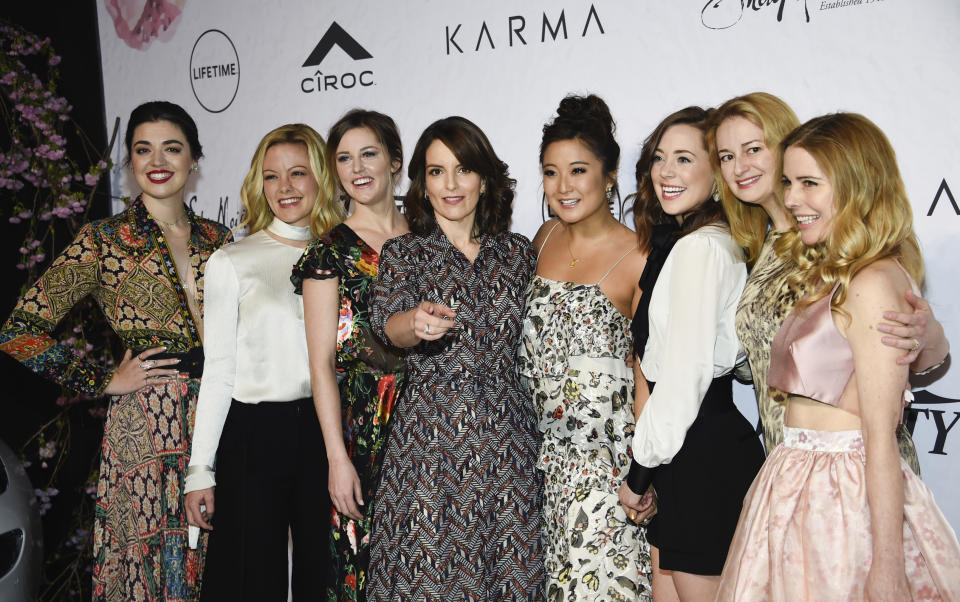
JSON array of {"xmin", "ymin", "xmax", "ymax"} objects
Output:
[
  {"xmin": 186, "ymin": 249, "xmax": 239, "ymax": 492},
  {"xmin": 0, "ymin": 223, "xmax": 110, "ymax": 395},
  {"xmin": 291, "ymin": 236, "xmax": 338, "ymax": 295}
]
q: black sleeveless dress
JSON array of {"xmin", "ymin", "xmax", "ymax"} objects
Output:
[{"xmin": 628, "ymin": 223, "xmax": 765, "ymax": 575}]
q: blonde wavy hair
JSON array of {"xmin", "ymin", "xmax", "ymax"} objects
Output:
[
  {"xmin": 706, "ymin": 92, "xmax": 800, "ymax": 265},
  {"xmin": 778, "ymin": 113, "xmax": 923, "ymax": 315},
  {"xmin": 239, "ymin": 124, "xmax": 342, "ymax": 238}
]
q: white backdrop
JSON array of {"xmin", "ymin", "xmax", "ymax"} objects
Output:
[{"xmin": 98, "ymin": 0, "xmax": 960, "ymax": 531}]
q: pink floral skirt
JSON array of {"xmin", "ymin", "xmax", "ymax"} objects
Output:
[{"xmin": 717, "ymin": 427, "xmax": 960, "ymax": 601}]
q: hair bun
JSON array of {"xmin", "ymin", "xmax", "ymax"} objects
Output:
[
  {"xmin": 540, "ymin": 93, "xmax": 620, "ymax": 176},
  {"xmin": 555, "ymin": 94, "xmax": 614, "ymax": 135}
]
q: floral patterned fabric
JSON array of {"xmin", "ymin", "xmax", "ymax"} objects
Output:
[
  {"xmin": 519, "ymin": 275, "xmax": 652, "ymax": 601},
  {"xmin": 717, "ymin": 427, "xmax": 960, "ymax": 601},
  {"xmin": 292, "ymin": 223, "xmax": 405, "ymax": 602},
  {"xmin": 0, "ymin": 197, "xmax": 232, "ymax": 601},
  {"xmin": 737, "ymin": 230, "xmax": 922, "ymax": 474}
]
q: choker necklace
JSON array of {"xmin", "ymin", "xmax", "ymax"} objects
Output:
[
  {"xmin": 151, "ymin": 213, "xmax": 189, "ymax": 228},
  {"xmin": 267, "ymin": 217, "xmax": 312, "ymax": 241}
]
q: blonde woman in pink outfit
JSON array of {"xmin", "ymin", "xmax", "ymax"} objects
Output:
[{"xmin": 716, "ymin": 113, "xmax": 960, "ymax": 601}]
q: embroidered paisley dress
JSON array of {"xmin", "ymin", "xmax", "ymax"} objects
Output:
[
  {"xmin": 291, "ymin": 223, "xmax": 405, "ymax": 602},
  {"xmin": 519, "ymin": 273, "xmax": 653, "ymax": 602},
  {"xmin": 0, "ymin": 197, "xmax": 231, "ymax": 601}
]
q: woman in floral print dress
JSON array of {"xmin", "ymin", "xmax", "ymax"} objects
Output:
[
  {"xmin": 294, "ymin": 110, "xmax": 408, "ymax": 601},
  {"xmin": 0, "ymin": 101, "xmax": 231, "ymax": 601},
  {"xmin": 519, "ymin": 95, "xmax": 652, "ymax": 601}
]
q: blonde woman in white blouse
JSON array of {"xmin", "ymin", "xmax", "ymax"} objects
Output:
[
  {"xmin": 618, "ymin": 107, "xmax": 765, "ymax": 602},
  {"xmin": 184, "ymin": 124, "xmax": 342, "ymax": 600}
]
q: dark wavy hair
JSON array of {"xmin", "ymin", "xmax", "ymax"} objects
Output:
[
  {"xmin": 326, "ymin": 109, "xmax": 403, "ymax": 209},
  {"xmin": 405, "ymin": 116, "xmax": 514, "ymax": 237},
  {"xmin": 125, "ymin": 100, "xmax": 202, "ymax": 163},
  {"xmin": 629, "ymin": 106, "xmax": 724, "ymax": 252},
  {"xmin": 540, "ymin": 94, "xmax": 620, "ymax": 195}
]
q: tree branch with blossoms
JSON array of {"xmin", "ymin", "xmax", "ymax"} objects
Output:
[{"xmin": 2, "ymin": 19, "xmax": 122, "ymax": 601}]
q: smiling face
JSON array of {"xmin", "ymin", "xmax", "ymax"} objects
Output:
[
  {"xmin": 782, "ymin": 145, "xmax": 835, "ymax": 245},
  {"xmin": 716, "ymin": 115, "xmax": 778, "ymax": 206},
  {"xmin": 261, "ymin": 142, "xmax": 319, "ymax": 228},
  {"xmin": 334, "ymin": 126, "xmax": 400, "ymax": 208},
  {"xmin": 650, "ymin": 124, "xmax": 714, "ymax": 221},
  {"xmin": 424, "ymin": 140, "xmax": 482, "ymax": 231},
  {"xmin": 542, "ymin": 138, "xmax": 612, "ymax": 225},
  {"xmin": 130, "ymin": 120, "xmax": 194, "ymax": 203}
]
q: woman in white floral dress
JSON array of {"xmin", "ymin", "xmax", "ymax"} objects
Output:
[{"xmin": 519, "ymin": 94, "xmax": 652, "ymax": 601}]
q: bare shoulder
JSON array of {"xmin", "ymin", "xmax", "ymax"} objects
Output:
[
  {"xmin": 847, "ymin": 259, "xmax": 911, "ymax": 310},
  {"xmin": 841, "ymin": 259, "xmax": 913, "ymax": 333},
  {"xmin": 610, "ymin": 224, "xmax": 647, "ymax": 279},
  {"xmin": 532, "ymin": 218, "xmax": 560, "ymax": 254}
]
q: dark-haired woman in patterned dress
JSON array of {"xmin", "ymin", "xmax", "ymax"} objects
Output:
[
  {"xmin": 0, "ymin": 101, "xmax": 231, "ymax": 601},
  {"xmin": 367, "ymin": 116, "xmax": 544, "ymax": 600}
]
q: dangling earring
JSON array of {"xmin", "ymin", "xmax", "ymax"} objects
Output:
[
  {"xmin": 191, "ymin": 163, "xmax": 199, "ymax": 173},
  {"xmin": 605, "ymin": 186, "xmax": 613, "ymax": 201},
  {"xmin": 711, "ymin": 183, "xmax": 720, "ymax": 202}
]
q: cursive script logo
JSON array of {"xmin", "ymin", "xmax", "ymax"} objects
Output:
[{"xmin": 701, "ymin": 0, "xmax": 810, "ymax": 30}]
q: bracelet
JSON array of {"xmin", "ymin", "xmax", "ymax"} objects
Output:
[
  {"xmin": 186, "ymin": 464, "xmax": 214, "ymax": 476},
  {"xmin": 912, "ymin": 353, "xmax": 949, "ymax": 376}
]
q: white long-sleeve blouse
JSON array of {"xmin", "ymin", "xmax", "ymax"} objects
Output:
[
  {"xmin": 185, "ymin": 226, "xmax": 312, "ymax": 492},
  {"xmin": 631, "ymin": 224, "xmax": 748, "ymax": 468}
]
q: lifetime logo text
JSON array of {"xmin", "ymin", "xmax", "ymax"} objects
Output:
[{"xmin": 192, "ymin": 63, "xmax": 237, "ymax": 80}]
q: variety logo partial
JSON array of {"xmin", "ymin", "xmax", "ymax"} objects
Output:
[{"xmin": 906, "ymin": 391, "xmax": 959, "ymax": 456}]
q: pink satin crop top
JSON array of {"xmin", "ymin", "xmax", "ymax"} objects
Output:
[
  {"xmin": 769, "ymin": 264, "xmax": 918, "ymax": 416},
  {"xmin": 768, "ymin": 283, "xmax": 858, "ymax": 413}
]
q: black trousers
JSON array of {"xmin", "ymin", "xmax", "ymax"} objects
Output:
[{"xmin": 201, "ymin": 397, "xmax": 329, "ymax": 601}]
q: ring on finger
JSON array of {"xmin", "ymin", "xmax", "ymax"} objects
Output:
[
  {"xmin": 911, "ymin": 338, "xmax": 920, "ymax": 352},
  {"xmin": 425, "ymin": 323, "xmax": 431, "ymax": 335}
]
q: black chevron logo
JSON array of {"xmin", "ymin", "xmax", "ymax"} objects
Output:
[{"xmin": 302, "ymin": 22, "xmax": 372, "ymax": 67}]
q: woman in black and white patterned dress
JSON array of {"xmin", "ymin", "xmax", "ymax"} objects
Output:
[{"xmin": 367, "ymin": 116, "xmax": 544, "ymax": 600}]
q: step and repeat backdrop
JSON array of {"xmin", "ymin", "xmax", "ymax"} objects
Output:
[{"xmin": 97, "ymin": 0, "xmax": 960, "ymax": 530}]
